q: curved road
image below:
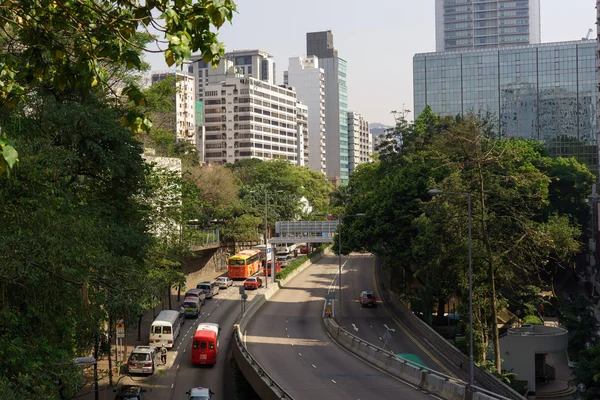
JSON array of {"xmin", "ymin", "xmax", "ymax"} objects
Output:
[{"xmin": 245, "ymin": 253, "xmax": 441, "ymax": 400}]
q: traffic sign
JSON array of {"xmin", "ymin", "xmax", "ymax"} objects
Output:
[
  {"xmin": 116, "ymin": 321, "xmax": 125, "ymax": 338},
  {"xmin": 239, "ymin": 286, "xmax": 245, "ymax": 295},
  {"xmin": 241, "ymin": 294, "xmax": 248, "ymax": 301}
]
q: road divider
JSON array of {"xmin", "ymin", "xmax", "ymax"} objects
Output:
[
  {"xmin": 323, "ymin": 317, "xmax": 514, "ymax": 400},
  {"xmin": 231, "ymin": 246, "xmax": 332, "ymax": 400}
]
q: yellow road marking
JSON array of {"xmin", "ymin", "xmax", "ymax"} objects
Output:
[{"xmin": 371, "ymin": 258, "xmax": 456, "ymax": 377}]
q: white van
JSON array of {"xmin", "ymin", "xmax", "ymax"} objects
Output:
[
  {"xmin": 149, "ymin": 310, "xmax": 182, "ymax": 349},
  {"xmin": 276, "ymin": 243, "xmax": 297, "ymax": 255}
]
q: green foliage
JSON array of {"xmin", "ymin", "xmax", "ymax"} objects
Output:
[
  {"xmin": 479, "ymin": 361, "xmax": 528, "ymax": 395},
  {"xmin": 572, "ymin": 345, "xmax": 600, "ymax": 399},
  {"xmin": 558, "ymin": 296, "xmax": 597, "ymax": 361},
  {"xmin": 276, "ymin": 245, "xmax": 328, "ymax": 280},
  {"xmin": 521, "ymin": 315, "xmax": 543, "ymax": 325}
]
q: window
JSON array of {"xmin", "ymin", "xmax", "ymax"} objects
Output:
[
  {"xmin": 163, "ymin": 326, "xmax": 172, "ymax": 334},
  {"xmin": 200, "ymin": 342, "xmax": 207, "ymax": 350}
]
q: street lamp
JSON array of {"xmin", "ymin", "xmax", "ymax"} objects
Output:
[{"xmin": 428, "ymin": 188, "xmax": 474, "ymax": 388}]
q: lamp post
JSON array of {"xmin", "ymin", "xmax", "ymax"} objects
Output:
[{"xmin": 428, "ymin": 189, "xmax": 474, "ymax": 388}]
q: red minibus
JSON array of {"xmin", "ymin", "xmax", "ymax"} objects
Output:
[{"xmin": 191, "ymin": 323, "xmax": 221, "ymax": 365}]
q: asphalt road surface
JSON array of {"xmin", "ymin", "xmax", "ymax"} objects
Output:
[{"xmin": 245, "ymin": 253, "xmax": 443, "ymax": 400}]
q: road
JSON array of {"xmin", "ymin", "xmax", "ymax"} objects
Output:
[
  {"xmin": 339, "ymin": 253, "xmax": 454, "ymax": 376},
  {"xmin": 109, "ymin": 279, "xmax": 265, "ymax": 400},
  {"xmin": 245, "ymin": 253, "xmax": 441, "ymax": 400}
]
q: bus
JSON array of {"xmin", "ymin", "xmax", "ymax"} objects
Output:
[
  {"xmin": 228, "ymin": 249, "xmax": 261, "ymax": 279},
  {"xmin": 149, "ymin": 310, "xmax": 182, "ymax": 349},
  {"xmin": 191, "ymin": 323, "xmax": 221, "ymax": 365}
]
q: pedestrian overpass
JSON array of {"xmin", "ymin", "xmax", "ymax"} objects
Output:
[{"xmin": 269, "ymin": 221, "xmax": 339, "ymax": 244}]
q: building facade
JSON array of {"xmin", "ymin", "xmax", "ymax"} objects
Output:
[
  {"xmin": 285, "ymin": 56, "xmax": 327, "ymax": 174},
  {"xmin": 414, "ymin": 40, "xmax": 598, "ymax": 172},
  {"xmin": 307, "ymin": 30, "xmax": 349, "ymax": 184},
  {"xmin": 151, "ymin": 71, "xmax": 196, "ymax": 144},
  {"xmin": 435, "ymin": 0, "xmax": 541, "ymax": 52},
  {"xmin": 296, "ymin": 102, "xmax": 310, "ymax": 167},
  {"xmin": 201, "ymin": 76, "xmax": 300, "ymax": 164},
  {"xmin": 347, "ymin": 112, "xmax": 373, "ymax": 175}
]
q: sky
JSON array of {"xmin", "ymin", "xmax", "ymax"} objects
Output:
[{"xmin": 147, "ymin": 0, "xmax": 598, "ymax": 126}]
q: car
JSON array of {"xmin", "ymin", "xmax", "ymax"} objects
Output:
[
  {"xmin": 215, "ymin": 276, "xmax": 233, "ymax": 289},
  {"xmin": 186, "ymin": 387, "xmax": 214, "ymax": 400},
  {"xmin": 276, "ymin": 254, "xmax": 293, "ymax": 266},
  {"xmin": 299, "ymin": 245, "xmax": 311, "ymax": 254},
  {"xmin": 114, "ymin": 385, "xmax": 147, "ymax": 400},
  {"xmin": 197, "ymin": 281, "xmax": 219, "ymax": 299},
  {"xmin": 359, "ymin": 291, "xmax": 377, "ymax": 308},
  {"xmin": 127, "ymin": 346, "xmax": 158, "ymax": 375},
  {"xmin": 244, "ymin": 276, "xmax": 262, "ymax": 290}
]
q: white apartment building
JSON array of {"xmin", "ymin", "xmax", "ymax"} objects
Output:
[
  {"xmin": 347, "ymin": 112, "xmax": 373, "ymax": 175},
  {"xmin": 202, "ymin": 76, "xmax": 300, "ymax": 164},
  {"xmin": 296, "ymin": 102, "xmax": 309, "ymax": 167},
  {"xmin": 285, "ymin": 56, "xmax": 327, "ymax": 175},
  {"xmin": 189, "ymin": 49, "xmax": 276, "ymax": 104},
  {"xmin": 151, "ymin": 71, "xmax": 196, "ymax": 144},
  {"xmin": 435, "ymin": 0, "xmax": 541, "ymax": 51}
]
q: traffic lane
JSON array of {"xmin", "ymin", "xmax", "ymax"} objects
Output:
[
  {"xmin": 341, "ymin": 254, "xmax": 449, "ymax": 374},
  {"xmin": 246, "ymin": 255, "xmax": 436, "ymax": 400}
]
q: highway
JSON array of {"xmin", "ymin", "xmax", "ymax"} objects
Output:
[
  {"xmin": 339, "ymin": 253, "xmax": 454, "ymax": 376},
  {"xmin": 245, "ymin": 253, "xmax": 442, "ymax": 400},
  {"xmin": 110, "ymin": 280, "xmax": 264, "ymax": 400}
]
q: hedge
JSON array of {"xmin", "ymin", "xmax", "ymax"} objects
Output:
[{"xmin": 275, "ymin": 244, "xmax": 329, "ymax": 280}]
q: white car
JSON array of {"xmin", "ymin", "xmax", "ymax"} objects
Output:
[{"xmin": 216, "ymin": 277, "xmax": 233, "ymax": 289}]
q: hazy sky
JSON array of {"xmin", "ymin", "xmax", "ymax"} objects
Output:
[{"xmin": 147, "ymin": 0, "xmax": 597, "ymax": 125}]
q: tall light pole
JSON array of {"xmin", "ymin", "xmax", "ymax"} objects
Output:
[{"xmin": 428, "ymin": 189, "xmax": 474, "ymax": 388}]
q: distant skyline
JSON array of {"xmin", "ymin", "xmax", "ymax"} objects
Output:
[{"xmin": 146, "ymin": 0, "xmax": 597, "ymax": 125}]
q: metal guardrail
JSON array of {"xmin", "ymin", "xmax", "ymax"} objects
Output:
[
  {"xmin": 333, "ymin": 323, "xmax": 513, "ymax": 400},
  {"xmin": 232, "ymin": 325, "xmax": 295, "ymax": 400}
]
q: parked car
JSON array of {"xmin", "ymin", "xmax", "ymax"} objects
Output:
[
  {"xmin": 299, "ymin": 245, "xmax": 311, "ymax": 254},
  {"xmin": 197, "ymin": 281, "xmax": 219, "ymax": 299},
  {"xmin": 244, "ymin": 276, "xmax": 262, "ymax": 290},
  {"xmin": 186, "ymin": 387, "xmax": 214, "ymax": 400},
  {"xmin": 127, "ymin": 346, "xmax": 158, "ymax": 375},
  {"xmin": 114, "ymin": 385, "xmax": 146, "ymax": 400},
  {"xmin": 184, "ymin": 288, "xmax": 206, "ymax": 305},
  {"xmin": 359, "ymin": 291, "xmax": 377, "ymax": 308},
  {"xmin": 215, "ymin": 276, "xmax": 233, "ymax": 289}
]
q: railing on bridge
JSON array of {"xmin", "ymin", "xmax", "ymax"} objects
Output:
[
  {"xmin": 272, "ymin": 221, "xmax": 339, "ymax": 244},
  {"xmin": 187, "ymin": 226, "xmax": 220, "ymax": 249}
]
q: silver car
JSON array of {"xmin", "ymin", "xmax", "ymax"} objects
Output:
[
  {"xmin": 127, "ymin": 346, "xmax": 158, "ymax": 375},
  {"xmin": 216, "ymin": 277, "xmax": 233, "ymax": 289}
]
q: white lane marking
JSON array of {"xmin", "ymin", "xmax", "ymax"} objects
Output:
[
  {"xmin": 378, "ymin": 337, "xmax": 382, "ymax": 341},
  {"xmin": 332, "ymin": 379, "xmax": 337, "ymax": 384},
  {"xmin": 383, "ymin": 324, "xmax": 395, "ymax": 332},
  {"xmin": 291, "ymin": 343, "xmax": 294, "ymax": 346},
  {"xmin": 171, "ymin": 383, "xmax": 174, "ymax": 389},
  {"xmin": 287, "ymin": 335, "xmax": 289, "ymax": 338},
  {"xmin": 177, "ymin": 364, "xmax": 180, "ymax": 369},
  {"xmin": 369, "ymin": 325, "xmax": 373, "ymax": 328},
  {"xmin": 312, "ymin": 364, "xmax": 317, "ymax": 369},
  {"xmin": 207, "ymin": 313, "xmax": 211, "ymax": 317},
  {"xmin": 352, "ymin": 324, "xmax": 358, "ymax": 332},
  {"xmin": 298, "ymin": 353, "xmax": 302, "ymax": 356},
  {"xmin": 183, "ymin": 349, "xmax": 186, "ymax": 353}
]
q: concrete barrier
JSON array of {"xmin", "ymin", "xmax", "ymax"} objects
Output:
[{"xmin": 323, "ymin": 317, "xmax": 514, "ymax": 400}]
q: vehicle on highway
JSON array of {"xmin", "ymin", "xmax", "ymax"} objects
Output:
[
  {"xmin": 127, "ymin": 346, "xmax": 158, "ymax": 375},
  {"xmin": 186, "ymin": 387, "xmax": 214, "ymax": 400},
  {"xmin": 359, "ymin": 291, "xmax": 377, "ymax": 307},
  {"xmin": 183, "ymin": 296, "xmax": 202, "ymax": 318},
  {"xmin": 264, "ymin": 260, "xmax": 281, "ymax": 276},
  {"xmin": 191, "ymin": 323, "xmax": 221, "ymax": 365},
  {"xmin": 276, "ymin": 243, "xmax": 297, "ymax": 255},
  {"xmin": 244, "ymin": 276, "xmax": 262, "ymax": 290},
  {"xmin": 299, "ymin": 245, "xmax": 312, "ymax": 254},
  {"xmin": 196, "ymin": 281, "xmax": 219, "ymax": 299},
  {"xmin": 228, "ymin": 249, "xmax": 261, "ymax": 279},
  {"xmin": 276, "ymin": 254, "xmax": 293, "ymax": 266},
  {"xmin": 184, "ymin": 288, "xmax": 206, "ymax": 305},
  {"xmin": 215, "ymin": 276, "xmax": 233, "ymax": 289},
  {"xmin": 253, "ymin": 244, "xmax": 273, "ymax": 263},
  {"xmin": 149, "ymin": 310, "xmax": 182, "ymax": 348},
  {"xmin": 114, "ymin": 385, "xmax": 146, "ymax": 400}
]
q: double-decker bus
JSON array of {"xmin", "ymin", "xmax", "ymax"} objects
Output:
[{"xmin": 228, "ymin": 249, "xmax": 261, "ymax": 279}]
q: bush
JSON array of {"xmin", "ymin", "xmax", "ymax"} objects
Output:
[
  {"xmin": 275, "ymin": 244, "xmax": 328, "ymax": 280},
  {"xmin": 522, "ymin": 315, "xmax": 543, "ymax": 325}
]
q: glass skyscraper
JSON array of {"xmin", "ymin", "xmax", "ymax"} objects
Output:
[
  {"xmin": 414, "ymin": 40, "xmax": 597, "ymax": 172},
  {"xmin": 435, "ymin": 0, "xmax": 541, "ymax": 52}
]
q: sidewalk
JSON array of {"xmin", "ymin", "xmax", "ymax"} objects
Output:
[{"xmin": 76, "ymin": 267, "xmax": 228, "ymax": 399}]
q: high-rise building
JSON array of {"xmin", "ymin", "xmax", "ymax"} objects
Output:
[
  {"xmin": 307, "ymin": 30, "xmax": 349, "ymax": 184},
  {"xmin": 414, "ymin": 40, "xmax": 597, "ymax": 172},
  {"xmin": 201, "ymin": 76, "xmax": 300, "ymax": 164},
  {"xmin": 435, "ymin": 0, "xmax": 541, "ymax": 52},
  {"xmin": 189, "ymin": 49, "xmax": 276, "ymax": 104},
  {"xmin": 296, "ymin": 102, "xmax": 310, "ymax": 167},
  {"xmin": 151, "ymin": 71, "xmax": 196, "ymax": 144},
  {"xmin": 285, "ymin": 56, "xmax": 327, "ymax": 174},
  {"xmin": 347, "ymin": 112, "xmax": 373, "ymax": 175}
]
